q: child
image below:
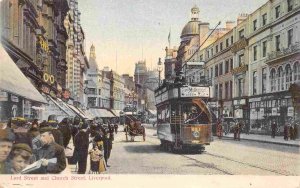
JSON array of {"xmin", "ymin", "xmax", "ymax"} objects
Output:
[{"xmin": 89, "ymin": 143, "xmax": 102, "ymax": 174}]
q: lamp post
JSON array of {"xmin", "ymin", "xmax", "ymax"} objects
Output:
[{"xmin": 157, "ymin": 57, "xmax": 163, "ymax": 87}]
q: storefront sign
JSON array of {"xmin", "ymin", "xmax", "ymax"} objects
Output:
[
  {"xmin": 231, "ymin": 64, "xmax": 248, "ymax": 75},
  {"xmin": 231, "ymin": 38, "xmax": 248, "ymax": 53},
  {"xmin": 234, "ymin": 99, "xmax": 246, "ymax": 105},
  {"xmin": 43, "ymin": 73, "xmax": 55, "ymax": 85},
  {"xmin": 41, "ymin": 85, "xmax": 50, "ymax": 94},
  {"xmin": 10, "ymin": 95, "xmax": 19, "ymax": 103},
  {"xmin": 0, "ymin": 91, "xmax": 8, "ymax": 101},
  {"xmin": 272, "ymin": 108, "xmax": 278, "ymax": 116},
  {"xmin": 287, "ymin": 107, "xmax": 294, "ymax": 117},
  {"xmin": 180, "ymin": 86, "xmax": 209, "ymax": 98}
]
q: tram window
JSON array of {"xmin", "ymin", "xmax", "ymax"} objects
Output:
[{"xmin": 182, "ymin": 103, "xmax": 209, "ymax": 124}]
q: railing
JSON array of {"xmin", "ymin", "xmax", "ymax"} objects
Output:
[{"xmin": 266, "ymin": 43, "xmax": 300, "ymax": 63}]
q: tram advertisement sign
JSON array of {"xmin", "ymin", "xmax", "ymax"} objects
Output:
[{"xmin": 180, "ymin": 87, "xmax": 209, "ymax": 98}]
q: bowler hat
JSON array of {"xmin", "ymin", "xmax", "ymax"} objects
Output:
[
  {"xmin": 0, "ymin": 128, "xmax": 15, "ymax": 142},
  {"xmin": 12, "ymin": 143, "xmax": 32, "ymax": 154}
]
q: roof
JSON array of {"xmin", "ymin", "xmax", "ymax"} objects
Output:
[
  {"xmin": 181, "ymin": 21, "xmax": 200, "ymax": 38},
  {"xmin": 0, "ymin": 45, "xmax": 47, "ymax": 104},
  {"xmin": 89, "ymin": 108, "xmax": 115, "ymax": 118}
]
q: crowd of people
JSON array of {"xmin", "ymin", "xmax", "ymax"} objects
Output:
[{"xmin": 0, "ymin": 116, "xmax": 119, "ymax": 174}]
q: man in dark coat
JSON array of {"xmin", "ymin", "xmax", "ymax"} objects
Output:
[
  {"xmin": 58, "ymin": 118, "xmax": 72, "ymax": 148},
  {"xmin": 74, "ymin": 123, "xmax": 89, "ymax": 174},
  {"xmin": 35, "ymin": 127, "xmax": 66, "ymax": 174},
  {"xmin": 284, "ymin": 123, "xmax": 289, "ymax": 140},
  {"xmin": 102, "ymin": 129, "xmax": 112, "ymax": 167}
]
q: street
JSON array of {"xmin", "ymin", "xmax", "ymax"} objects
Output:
[{"xmin": 103, "ymin": 124, "xmax": 300, "ymax": 175}]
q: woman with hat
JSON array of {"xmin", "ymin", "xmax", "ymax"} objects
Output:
[{"xmin": 7, "ymin": 143, "xmax": 34, "ymax": 174}]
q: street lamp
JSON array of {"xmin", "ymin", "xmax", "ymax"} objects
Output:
[{"xmin": 157, "ymin": 57, "xmax": 163, "ymax": 87}]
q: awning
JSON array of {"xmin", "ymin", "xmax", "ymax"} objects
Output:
[
  {"xmin": 81, "ymin": 109, "xmax": 95, "ymax": 120},
  {"xmin": 48, "ymin": 97, "xmax": 76, "ymax": 117},
  {"xmin": 111, "ymin": 109, "xmax": 121, "ymax": 116},
  {"xmin": 148, "ymin": 109, "xmax": 157, "ymax": 115},
  {"xmin": 0, "ymin": 45, "xmax": 47, "ymax": 104},
  {"xmin": 89, "ymin": 108, "xmax": 115, "ymax": 118},
  {"xmin": 67, "ymin": 104, "xmax": 87, "ymax": 119}
]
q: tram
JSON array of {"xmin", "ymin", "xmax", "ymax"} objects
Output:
[{"xmin": 155, "ymin": 84, "xmax": 212, "ymax": 152}]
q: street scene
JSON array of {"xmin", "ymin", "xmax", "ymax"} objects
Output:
[{"xmin": 0, "ymin": 0, "xmax": 300, "ymax": 181}]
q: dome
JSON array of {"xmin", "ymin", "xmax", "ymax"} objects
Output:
[{"xmin": 181, "ymin": 21, "xmax": 200, "ymax": 38}]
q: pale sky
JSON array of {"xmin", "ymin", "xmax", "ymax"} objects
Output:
[{"xmin": 78, "ymin": 0, "xmax": 268, "ymax": 76}]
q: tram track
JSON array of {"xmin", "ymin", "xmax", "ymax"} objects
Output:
[{"xmin": 145, "ymin": 133, "xmax": 295, "ymax": 176}]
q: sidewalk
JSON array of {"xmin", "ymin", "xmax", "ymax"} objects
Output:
[{"xmin": 221, "ymin": 133, "xmax": 300, "ymax": 147}]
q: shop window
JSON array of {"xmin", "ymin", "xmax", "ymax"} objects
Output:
[
  {"xmin": 270, "ymin": 68, "xmax": 276, "ymax": 92},
  {"xmin": 278, "ymin": 66, "xmax": 284, "ymax": 91},
  {"xmin": 285, "ymin": 64, "xmax": 292, "ymax": 90}
]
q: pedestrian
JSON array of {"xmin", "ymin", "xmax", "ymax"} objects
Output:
[
  {"xmin": 0, "ymin": 128, "xmax": 15, "ymax": 174},
  {"xmin": 58, "ymin": 118, "xmax": 72, "ymax": 148},
  {"xmin": 236, "ymin": 121, "xmax": 242, "ymax": 141},
  {"xmin": 284, "ymin": 123, "xmax": 289, "ymax": 141},
  {"xmin": 271, "ymin": 121, "xmax": 277, "ymax": 138},
  {"xmin": 217, "ymin": 119, "xmax": 223, "ymax": 139},
  {"xmin": 34, "ymin": 127, "xmax": 66, "ymax": 174},
  {"xmin": 289, "ymin": 125, "xmax": 295, "ymax": 140},
  {"xmin": 114, "ymin": 124, "xmax": 118, "ymax": 134},
  {"xmin": 74, "ymin": 123, "xmax": 89, "ymax": 174},
  {"xmin": 6, "ymin": 143, "xmax": 33, "ymax": 174},
  {"xmin": 103, "ymin": 130, "xmax": 112, "ymax": 167},
  {"xmin": 31, "ymin": 119, "xmax": 39, "ymax": 129},
  {"xmin": 88, "ymin": 144, "xmax": 102, "ymax": 174}
]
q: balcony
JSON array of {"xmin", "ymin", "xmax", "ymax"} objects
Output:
[{"xmin": 266, "ymin": 43, "xmax": 300, "ymax": 65}]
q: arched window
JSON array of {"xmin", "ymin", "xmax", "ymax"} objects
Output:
[
  {"xmin": 285, "ymin": 64, "xmax": 292, "ymax": 89},
  {"xmin": 270, "ymin": 68, "xmax": 276, "ymax": 92},
  {"xmin": 278, "ymin": 66, "xmax": 284, "ymax": 91},
  {"xmin": 294, "ymin": 62, "xmax": 300, "ymax": 82}
]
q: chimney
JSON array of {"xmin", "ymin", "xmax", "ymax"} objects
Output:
[
  {"xmin": 226, "ymin": 21, "xmax": 235, "ymax": 30},
  {"xmin": 237, "ymin": 13, "xmax": 248, "ymax": 25}
]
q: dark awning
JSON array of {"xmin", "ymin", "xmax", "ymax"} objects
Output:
[{"xmin": 0, "ymin": 45, "xmax": 47, "ymax": 104}]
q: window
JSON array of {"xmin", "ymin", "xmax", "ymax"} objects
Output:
[
  {"xmin": 288, "ymin": 29, "xmax": 293, "ymax": 47},
  {"xmin": 211, "ymin": 48, "xmax": 213, "ymax": 56},
  {"xmin": 226, "ymin": 38, "xmax": 229, "ymax": 47},
  {"xmin": 262, "ymin": 68, "xmax": 267, "ymax": 94},
  {"xmin": 294, "ymin": 62, "xmax": 300, "ymax": 82},
  {"xmin": 225, "ymin": 82, "xmax": 229, "ymax": 99},
  {"xmin": 220, "ymin": 42, "xmax": 223, "ymax": 51},
  {"xmin": 275, "ymin": 35, "xmax": 281, "ymax": 51},
  {"xmin": 238, "ymin": 78, "xmax": 243, "ymax": 97},
  {"xmin": 215, "ymin": 65, "xmax": 218, "ymax": 77},
  {"xmin": 285, "ymin": 64, "xmax": 292, "ymax": 89},
  {"xmin": 216, "ymin": 45, "xmax": 219, "ymax": 53},
  {"xmin": 230, "ymin": 58, "xmax": 233, "ymax": 70},
  {"xmin": 207, "ymin": 50, "xmax": 210, "ymax": 58},
  {"xmin": 225, "ymin": 60, "xmax": 229, "ymax": 73},
  {"xmin": 219, "ymin": 62, "xmax": 223, "ymax": 75},
  {"xmin": 278, "ymin": 66, "xmax": 284, "ymax": 91},
  {"xmin": 239, "ymin": 29, "xmax": 244, "ymax": 39},
  {"xmin": 238, "ymin": 54, "xmax": 244, "ymax": 66},
  {"xmin": 214, "ymin": 85, "xmax": 218, "ymax": 99},
  {"xmin": 253, "ymin": 46, "xmax": 257, "ymax": 61},
  {"xmin": 230, "ymin": 81, "xmax": 233, "ymax": 98},
  {"xmin": 210, "ymin": 67, "xmax": 213, "ymax": 79},
  {"xmin": 253, "ymin": 19, "xmax": 257, "ymax": 31},
  {"xmin": 262, "ymin": 13, "xmax": 267, "ymax": 26},
  {"xmin": 262, "ymin": 41, "xmax": 267, "ymax": 57},
  {"xmin": 231, "ymin": 36, "xmax": 233, "ymax": 44},
  {"xmin": 275, "ymin": 5, "xmax": 280, "ymax": 18},
  {"xmin": 219, "ymin": 84, "xmax": 223, "ymax": 99},
  {"xmin": 253, "ymin": 71, "xmax": 257, "ymax": 95},
  {"xmin": 288, "ymin": 0, "xmax": 293, "ymax": 12}
]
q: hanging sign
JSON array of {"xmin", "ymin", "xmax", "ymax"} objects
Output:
[
  {"xmin": 180, "ymin": 86, "xmax": 209, "ymax": 98},
  {"xmin": 43, "ymin": 73, "xmax": 55, "ymax": 85}
]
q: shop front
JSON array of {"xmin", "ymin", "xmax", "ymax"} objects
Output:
[
  {"xmin": 248, "ymin": 92, "xmax": 294, "ymax": 135},
  {"xmin": 233, "ymin": 98, "xmax": 249, "ymax": 128},
  {"xmin": 0, "ymin": 45, "xmax": 47, "ymax": 122}
]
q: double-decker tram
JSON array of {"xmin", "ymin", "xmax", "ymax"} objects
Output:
[{"xmin": 155, "ymin": 84, "xmax": 212, "ymax": 152}]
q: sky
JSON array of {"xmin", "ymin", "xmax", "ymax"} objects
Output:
[{"xmin": 78, "ymin": 0, "xmax": 268, "ymax": 76}]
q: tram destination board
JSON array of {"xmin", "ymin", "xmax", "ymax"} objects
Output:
[{"xmin": 180, "ymin": 86, "xmax": 209, "ymax": 98}]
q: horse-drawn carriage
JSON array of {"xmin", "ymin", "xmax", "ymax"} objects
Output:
[{"xmin": 123, "ymin": 113, "xmax": 146, "ymax": 142}]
